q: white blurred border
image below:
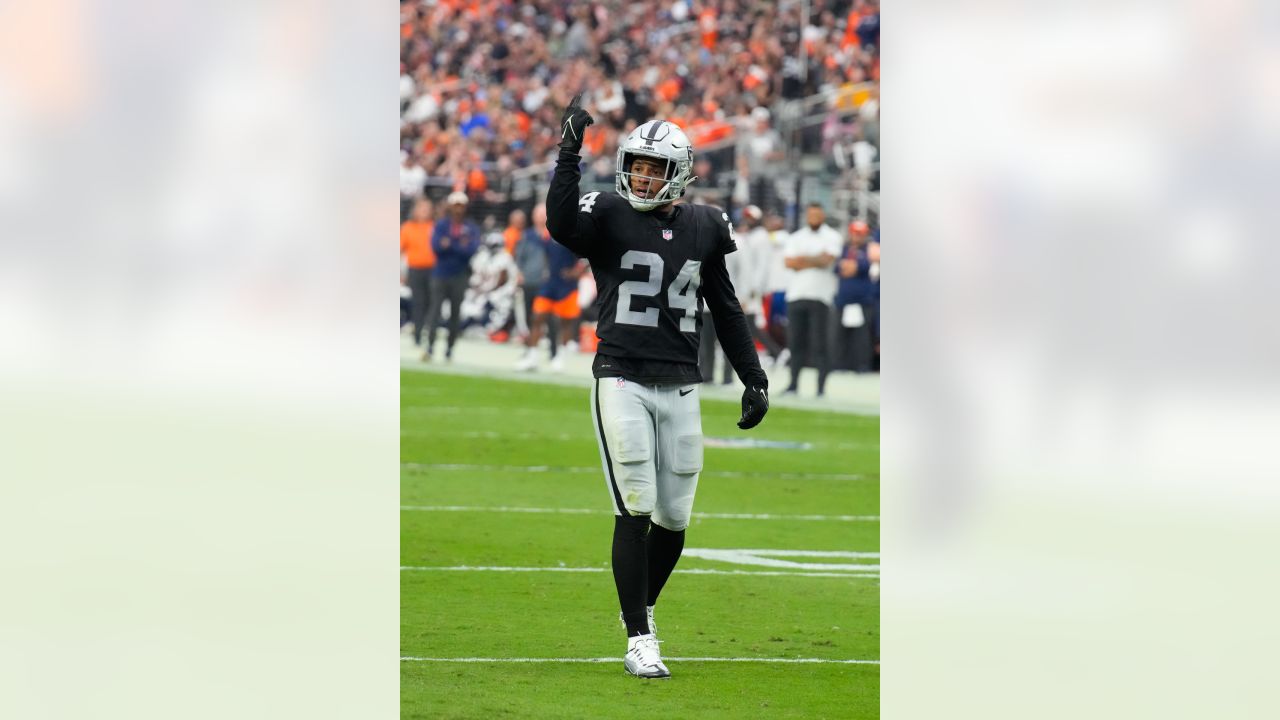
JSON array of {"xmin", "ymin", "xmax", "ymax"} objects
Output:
[
  {"xmin": 0, "ymin": 2, "xmax": 397, "ymax": 718},
  {"xmin": 887, "ymin": 0, "xmax": 1280, "ymax": 717}
]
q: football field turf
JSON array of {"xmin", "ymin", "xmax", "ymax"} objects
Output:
[{"xmin": 401, "ymin": 370, "xmax": 880, "ymax": 718}]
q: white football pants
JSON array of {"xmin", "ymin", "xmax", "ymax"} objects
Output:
[{"xmin": 590, "ymin": 377, "xmax": 705, "ymax": 531}]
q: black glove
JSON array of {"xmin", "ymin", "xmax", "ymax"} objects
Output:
[
  {"xmin": 738, "ymin": 384, "xmax": 769, "ymax": 430},
  {"xmin": 558, "ymin": 93, "xmax": 594, "ymax": 152}
]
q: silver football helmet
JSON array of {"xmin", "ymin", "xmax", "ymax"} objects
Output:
[{"xmin": 615, "ymin": 120, "xmax": 696, "ymax": 211}]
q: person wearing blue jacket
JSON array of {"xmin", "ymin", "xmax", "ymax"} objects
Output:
[
  {"xmin": 831, "ymin": 221, "xmax": 879, "ymax": 373},
  {"xmin": 424, "ymin": 191, "xmax": 482, "ymax": 362}
]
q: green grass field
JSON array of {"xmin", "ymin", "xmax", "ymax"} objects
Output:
[{"xmin": 401, "ymin": 370, "xmax": 880, "ymax": 719}]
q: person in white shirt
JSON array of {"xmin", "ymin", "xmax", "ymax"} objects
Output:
[
  {"xmin": 761, "ymin": 212, "xmax": 791, "ymax": 363},
  {"xmin": 729, "ymin": 206, "xmax": 784, "ymax": 367},
  {"xmin": 782, "ymin": 203, "xmax": 843, "ymax": 397}
]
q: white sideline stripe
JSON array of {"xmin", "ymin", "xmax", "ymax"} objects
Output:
[
  {"xmin": 717, "ymin": 549, "xmax": 880, "ymax": 558},
  {"xmin": 402, "ymin": 430, "xmax": 589, "ymax": 441},
  {"xmin": 409, "ymin": 430, "xmax": 869, "ymax": 451},
  {"xmin": 400, "ymin": 565, "xmax": 878, "ymax": 579},
  {"xmin": 682, "ymin": 548, "xmax": 878, "ymax": 572},
  {"xmin": 399, "ymin": 505, "xmax": 879, "ymax": 522},
  {"xmin": 401, "ymin": 656, "xmax": 879, "ymax": 665},
  {"xmin": 402, "ymin": 462, "xmax": 866, "ymax": 481}
]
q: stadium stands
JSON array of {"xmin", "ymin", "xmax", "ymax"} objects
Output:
[{"xmin": 400, "ymin": 0, "xmax": 879, "ymax": 228}]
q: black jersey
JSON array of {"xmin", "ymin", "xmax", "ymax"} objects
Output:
[{"xmin": 546, "ymin": 148, "xmax": 767, "ymax": 387}]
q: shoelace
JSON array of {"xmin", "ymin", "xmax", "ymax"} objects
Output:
[{"xmin": 630, "ymin": 637, "xmax": 663, "ymax": 656}]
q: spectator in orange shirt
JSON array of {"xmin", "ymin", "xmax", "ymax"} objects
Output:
[
  {"xmin": 699, "ymin": 6, "xmax": 718, "ymax": 49},
  {"xmin": 400, "ymin": 198, "xmax": 436, "ymax": 347},
  {"xmin": 466, "ymin": 166, "xmax": 488, "ymax": 194},
  {"xmin": 502, "ymin": 209, "xmax": 527, "ymax": 256},
  {"xmin": 655, "ymin": 77, "xmax": 681, "ymax": 104}
]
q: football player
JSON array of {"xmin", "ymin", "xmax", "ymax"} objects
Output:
[
  {"xmin": 516, "ymin": 233, "xmax": 585, "ymax": 373},
  {"xmin": 546, "ymin": 95, "xmax": 770, "ymax": 679}
]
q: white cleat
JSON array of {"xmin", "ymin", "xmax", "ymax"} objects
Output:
[
  {"xmin": 623, "ymin": 633, "xmax": 670, "ymax": 679},
  {"xmin": 548, "ymin": 355, "xmax": 565, "ymax": 373},
  {"xmin": 514, "ymin": 351, "xmax": 538, "ymax": 372}
]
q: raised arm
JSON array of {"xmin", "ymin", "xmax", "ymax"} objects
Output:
[{"xmin": 545, "ymin": 94, "xmax": 597, "ymax": 256}]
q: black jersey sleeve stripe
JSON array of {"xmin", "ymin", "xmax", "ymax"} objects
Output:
[{"xmin": 593, "ymin": 378, "xmax": 631, "ymax": 516}]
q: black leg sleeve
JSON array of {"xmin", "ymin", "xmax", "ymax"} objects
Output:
[
  {"xmin": 612, "ymin": 514, "xmax": 652, "ymax": 637},
  {"xmin": 645, "ymin": 523, "xmax": 686, "ymax": 607}
]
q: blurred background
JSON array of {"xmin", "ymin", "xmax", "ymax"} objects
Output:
[{"xmin": 400, "ymin": 0, "xmax": 879, "ymax": 226}]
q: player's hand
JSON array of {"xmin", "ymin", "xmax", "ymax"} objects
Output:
[
  {"xmin": 738, "ymin": 384, "xmax": 769, "ymax": 430},
  {"xmin": 558, "ymin": 93, "xmax": 594, "ymax": 152}
]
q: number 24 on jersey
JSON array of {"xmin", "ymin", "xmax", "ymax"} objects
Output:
[{"xmin": 617, "ymin": 251, "xmax": 701, "ymax": 333}]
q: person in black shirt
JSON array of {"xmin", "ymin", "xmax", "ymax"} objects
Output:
[{"xmin": 546, "ymin": 95, "xmax": 770, "ymax": 679}]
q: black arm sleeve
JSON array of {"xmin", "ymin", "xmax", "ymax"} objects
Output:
[
  {"xmin": 545, "ymin": 147, "xmax": 595, "ymax": 256},
  {"xmin": 703, "ymin": 252, "xmax": 769, "ymax": 389}
]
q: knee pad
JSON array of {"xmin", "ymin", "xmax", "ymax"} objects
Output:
[{"xmin": 652, "ymin": 509, "xmax": 691, "ymax": 532}]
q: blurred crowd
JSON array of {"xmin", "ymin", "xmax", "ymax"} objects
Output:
[{"xmin": 400, "ymin": 0, "xmax": 880, "ymax": 220}]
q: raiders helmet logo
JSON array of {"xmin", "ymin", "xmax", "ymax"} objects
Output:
[{"xmin": 640, "ymin": 121, "xmax": 671, "ymax": 144}]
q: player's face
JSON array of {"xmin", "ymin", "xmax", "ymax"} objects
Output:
[{"xmin": 629, "ymin": 157, "xmax": 669, "ymax": 200}]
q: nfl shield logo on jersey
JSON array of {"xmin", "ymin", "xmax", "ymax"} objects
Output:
[{"xmin": 662, "ymin": 229, "xmax": 673, "ymax": 241}]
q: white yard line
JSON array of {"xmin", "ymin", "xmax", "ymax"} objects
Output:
[
  {"xmin": 402, "ymin": 656, "xmax": 879, "ymax": 665},
  {"xmin": 401, "ymin": 430, "xmax": 590, "ymax": 441},
  {"xmin": 716, "ymin": 549, "xmax": 881, "ymax": 557},
  {"xmin": 681, "ymin": 548, "xmax": 879, "ymax": 572},
  {"xmin": 400, "ymin": 565, "xmax": 878, "ymax": 579},
  {"xmin": 407, "ymin": 430, "xmax": 873, "ymax": 452},
  {"xmin": 404, "ymin": 406, "xmax": 549, "ymax": 414},
  {"xmin": 402, "ymin": 505, "xmax": 600, "ymax": 515},
  {"xmin": 401, "ymin": 462, "xmax": 867, "ymax": 481},
  {"xmin": 399, "ymin": 505, "xmax": 879, "ymax": 522}
]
